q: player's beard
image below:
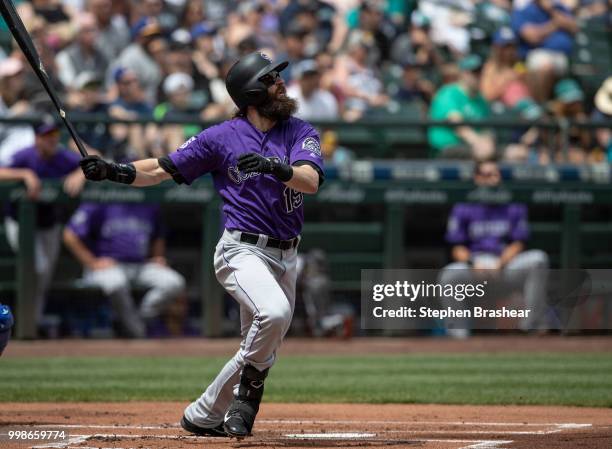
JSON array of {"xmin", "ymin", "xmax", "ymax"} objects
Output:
[{"xmin": 256, "ymin": 87, "xmax": 297, "ymax": 121}]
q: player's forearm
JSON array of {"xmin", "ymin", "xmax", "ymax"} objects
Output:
[
  {"xmin": 132, "ymin": 158, "xmax": 172, "ymax": 187},
  {"xmin": 63, "ymin": 228, "xmax": 97, "ymax": 269},
  {"xmin": 285, "ymin": 164, "xmax": 319, "ymax": 194},
  {"xmin": 499, "ymin": 241, "xmax": 524, "ymax": 267}
]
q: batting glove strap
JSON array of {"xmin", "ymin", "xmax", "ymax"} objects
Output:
[
  {"xmin": 237, "ymin": 152, "xmax": 293, "ymax": 182},
  {"xmin": 107, "ymin": 162, "xmax": 136, "ymax": 185},
  {"xmin": 270, "ymin": 161, "xmax": 293, "ymax": 182}
]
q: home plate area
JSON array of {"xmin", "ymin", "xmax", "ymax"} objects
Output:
[{"xmin": 3, "ymin": 403, "xmax": 610, "ymax": 449}]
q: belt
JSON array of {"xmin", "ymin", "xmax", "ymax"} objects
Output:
[{"xmin": 239, "ymin": 232, "xmax": 299, "ymax": 250}]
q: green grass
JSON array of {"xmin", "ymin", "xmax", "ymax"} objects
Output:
[{"xmin": 1, "ymin": 353, "xmax": 611, "ymax": 406}]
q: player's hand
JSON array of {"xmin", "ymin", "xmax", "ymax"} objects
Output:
[
  {"xmin": 80, "ymin": 155, "xmax": 110, "ymax": 181},
  {"xmin": 237, "ymin": 152, "xmax": 273, "ymax": 174},
  {"xmin": 63, "ymin": 170, "xmax": 86, "ymax": 197},
  {"xmin": 22, "ymin": 170, "xmax": 41, "ymax": 200},
  {"xmin": 89, "ymin": 257, "xmax": 117, "ymax": 271}
]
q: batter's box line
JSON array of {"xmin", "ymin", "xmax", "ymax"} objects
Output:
[{"xmin": 32, "ymin": 433, "xmax": 514, "ymax": 449}]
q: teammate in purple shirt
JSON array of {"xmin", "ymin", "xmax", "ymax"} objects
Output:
[
  {"xmin": 63, "ymin": 203, "xmax": 185, "ymax": 338},
  {"xmin": 439, "ymin": 160, "xmax": 549, "ymax": 336},
  {"xmin": 0, "ymin": 121, "xmax": 86, "ymax": 330},
  {"xmin": 79, "ymin": 52, "xmax": 324, "ymax": 439}
]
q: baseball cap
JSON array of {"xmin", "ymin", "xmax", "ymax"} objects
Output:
[
  {"xmin": 293, "ymin": 59, "xmax": 319, "ymax": 79},
  {"xmin": 513, "ymin": 98, "xmax": 543, "ymax": 120},
  {"xmin": 411, "ymin": 11, "xmax": 431, "ymax": 29},
  {"xmin": 191, "ymin": 22, "xmax": 216, "ymax": 40},
  {"xmin": 555, "ymin": 79, "xmax": 584, "ymax": 104},
  {"xmin": 34, "ymin": 116, "xmax": 60, "ymax": 135},
  {"xmin": 163, "ymin": 72, "xmax": 194, "ymax": 95},
  {"xmin": 493, "ymin": 27, "xmax": 517, "ymax": 46},
  {"xmin": 0, "ymin": 57, "xmax": 23, "ymax": 78},
  {"xmin": 131, "ymin": 17, "xmax": 163, "ymax": 40},
  {"xmin": 459, "ymin": 54, "xmax": 484, "ymax": 72}
]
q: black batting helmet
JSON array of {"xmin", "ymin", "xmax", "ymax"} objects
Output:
[{"xmin": 225, "ymin": 52, "xmax": 288, "ymax": 109}]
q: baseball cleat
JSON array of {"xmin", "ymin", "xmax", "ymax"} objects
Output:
[
  {"xmin": 223, "ymin": 399, "xmax": 258, "ymax": 439},
  {"xmin": 180, "ymin": 415, "xmax": 227, "ymax": 437}
]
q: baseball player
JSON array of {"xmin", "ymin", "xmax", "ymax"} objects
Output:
[
  {"xmin": 63, "ymin": 202, "xmax": 185, "ymax": 338},
  {"xmin": 0, "ymin": 303, "xmax": 13, "ymax": 356},
  {"xmin": 79, "ymin": 52, "xmax": 324, "ymax": 439},
  {"xmin": 439, "ymin": 160, "xmax": 550, "ymax": 335}
]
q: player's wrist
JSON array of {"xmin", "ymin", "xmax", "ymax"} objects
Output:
[
  {"xmin": 270, "ymin": 160, "xmax": 293, "ymax": 182},
  {"xmin": 107, "ymin": 162, "xmax": 136, "ymax": 185}
]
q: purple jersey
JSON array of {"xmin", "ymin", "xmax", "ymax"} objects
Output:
[
  {"xmin": 8, "ymin": 145, "xmax": 80, "ymax": 177},
  {"xmin": 445, "ymin": 203, "xmax": 529, "ymax": 255},
  {"xmin": 8, "ymin": 145, "xmax": 81, "ymax": 228},
  {"xmin": 67, "ymin": 203, "xmax": 164, "ymax": 263},
  {"xmin": 169, "ymin": 116, "xmax": 323, "ymax": 240}
]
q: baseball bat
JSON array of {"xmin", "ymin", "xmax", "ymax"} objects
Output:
[{"xmin": 0, "ymin": 0, "xmax": 88, "ymax": 157}]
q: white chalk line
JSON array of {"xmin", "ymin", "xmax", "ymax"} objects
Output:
[
  {"xmin": 46, "ymin": 421, "xmax": 593, "ymax": 429},
  {"xmin": 27, "ymin": 420, "xmax": 592, "ymax": 449}
]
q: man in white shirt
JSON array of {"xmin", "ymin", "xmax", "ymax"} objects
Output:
[{"xmin": 286, "ymin": 60, "xmax": 339, "ymax": 122}]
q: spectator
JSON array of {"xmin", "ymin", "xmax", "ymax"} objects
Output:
[
  {"xmin": 63, "ymin": 201, "xmax": 185, "ymax": 338},
  {"xmin": 438, "ymin": 160, "xmax": 550, "ymax": 337},
  {"xmin": 320, "ymin": 129, "xmax": 355, "ymax": 165},
  {"xmin": 391, "ymin": 11, "xmax": 443, "ymax": 72},
  {"xmin": 511, "ymin": 0, "xmax": 578, "ymax": 102},
  {"xmin": 480, "ymin": 27, "xmax": 531, "ymax": 108},
  {"xmin": 153, "ymin": 72, "xmax": 202, "ymax": 156},
  {"xmin": 0, "ymin": 58, "xmax": 35, "ymax": 166},
  {"xmin": 201, "ymin": 58, "xmax": 237, "ymax": 120},
  {"xmin": 345, "ymin": 0, "xmax": 396, "ymax": 65},
  {"xmin": 55, "ymin": 12, "xmax": 109, "ymax": 88},
  {"xmin": 68, "ymin": 72, "xmax": 118, "ymax": 157},
  {"xmin": 286, "ymin": 59, "xmax": 339, "ymax": 122},
  {"xmin": 1, "ymin": 120, "xmax": 85, "ymax": 332},
  {"xmin": 550, "ymin": 78, "xmax": 593, "ymax": 163},
  {"xmin": 276, "ymin": 23, "xmax": 309, "ymax": 83},
  {"xmin": 418, "ymin": 0, "xmax": 474, "ymax": 55},
  {"xmin": 110, "ymin": 18, "xmax": 167, "ymax": 104},
  {"xmin": 179, "ymin": 0, "xmax": 207, "ymax": 31},
  {"xmin": 428, "ymin": 55, "xmax": 495, "ymax": 160},
  {"xmin": 394, "ymin": 59, "xmax": 436, "ymax": 106},
  {"xmin": 191, "ymin": 21, "xmax": 224, "ymax": 89},
  {"xmin": 136, "ymin": 0, "xmax": 178, "ymax": 31},
  {"xmin": 108, "ymin": 68, "xmax": 156, "ymax": 159},
  {"xmin": 18, "ymin": 0, "xmax": 78, "ymax": 49},
  {"xmin": 593, "ymin": 77, "xmax": 612, "ymax": 160},
  {"xmin": 333, "ymin": 32, "xmax": 389, "ymax": 122},
  {"xmin": 87, "ymin": 0, "xmax": 131, "ymax": 62}
]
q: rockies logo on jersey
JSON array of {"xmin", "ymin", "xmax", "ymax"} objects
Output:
[{"xmin": 302, "ymin": 137, "xmax": 321, "ymax": 156}]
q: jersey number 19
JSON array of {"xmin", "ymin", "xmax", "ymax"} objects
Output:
[{"xmin": 283, "ymin": 187, "xmax": 303, "ymax": 213}]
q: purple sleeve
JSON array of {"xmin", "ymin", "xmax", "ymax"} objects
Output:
[
  {"xmin": 7, "ymin": 150, "xmax": 26, "ymax": 168},
  {"xmin": 509, "ymin": 204, "xmax": 529, "ymax": 242},
  {"xmin": 168, "ymin": 131, "xmax": 220, "ymax": 185},
  {"xmin": 66, "ymin": 203, "xmax": 101, "ymax": 240},
  {"xmin": 445, "ymin": 205, "xmax": 469, "ymax": 245},
  {"xmin": 289, "ymin": 123, "xmax": 324, "ymax": 172}
]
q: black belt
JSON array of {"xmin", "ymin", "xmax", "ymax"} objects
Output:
[{"xmin": 239, "ymin": 232, "xmax": 299, "ymax": 250}]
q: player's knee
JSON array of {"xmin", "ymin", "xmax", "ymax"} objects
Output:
[
  {"xmin": 259, "ymin": 304, "xmax": 292, "ymax": 333},
  {"xmin": 160, "ymin": 269, "xmax": 186, "ymax": 293},
  {"xmin": 527, "ymin": 250, "xmax": 549, "ymax": 269}
]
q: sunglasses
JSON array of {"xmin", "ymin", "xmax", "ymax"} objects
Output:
[
  {"xmin": 476, "ymin": 171, "xmax": 499, "ymax": 178},
  {"xmin": 259, "ymin": 71, "xmax": 280, "ymax": 87}
]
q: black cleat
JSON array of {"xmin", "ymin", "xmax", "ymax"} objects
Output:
[
  {"xmin": 180, "ymin": 415, "xmax": 227, "ymax": 437},
  {"xmin": 223, "ymin": 398, "xmax": 258, "ymax": 439}
]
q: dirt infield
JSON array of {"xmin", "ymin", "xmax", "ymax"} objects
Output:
[
  {"xmin": 1, "ymin": 402, "xmax": 610, "ymax": 449},
  {"xmin": 4, "ymin": 335, "xmax": 612, "ymax": 358}
]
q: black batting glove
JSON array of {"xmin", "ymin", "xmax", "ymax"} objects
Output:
[
  {"xmin": 237, "ymin": 153, "xmax": 294, "ymax": 182},
  {"xmin": 80, "ymin": 155, "xmax": 109, "ymax": 181},
  {"xmin": 80, "ymin": 156, "xmax": 136, "ymax": 184},
  {"xmin": 237, "ymin": 152, "xmax": 273, "ymax": 174}
]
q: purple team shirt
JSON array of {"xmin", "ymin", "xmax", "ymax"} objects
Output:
[
  {"xmin": 169, "ymin": 116, "xmax": 324, "ymax": 240},
  {"xmin": 445, "ymin": 203, "xmax": 529, "ymax": 255},
  {"xmin": 8, "ymin": 145, "xmax": 80, "ymax": 177},
  {"xmin": 67, "ymin": 203, "xmax": 164, "ymax": 263}
]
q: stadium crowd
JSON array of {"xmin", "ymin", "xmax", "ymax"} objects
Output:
[{"xmin": 0, "ymin": 0, "xmax": 609, "ymax": 165}]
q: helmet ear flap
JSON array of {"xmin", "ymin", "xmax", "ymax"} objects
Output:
[{"xmin": 244, "ymin": 88, "xmax": 268, "ymax": 106}]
